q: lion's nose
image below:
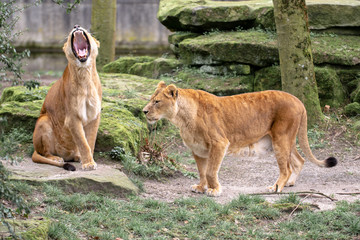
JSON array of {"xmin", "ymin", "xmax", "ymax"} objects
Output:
[{"xmin": 143, "ymin": 110, "xmax": 149, "ymax": 115}]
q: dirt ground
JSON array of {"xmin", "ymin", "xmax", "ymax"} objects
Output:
[{"xmin": 140, "ymin": 134, "xmax": 360, "ymax": 211}]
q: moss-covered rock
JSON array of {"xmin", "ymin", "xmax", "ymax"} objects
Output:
[
  {"xmin": 314, "ymin": 67, "xmax": 345, "ymax": 107},
  {"xmin": 158, "ymin": 0, "xmax": 261, "ymax": 32},
  {"xmin": 179, "ymin": 31, "xmax": 279, "ymax": 67},
  {"xmin": 177, "ymin": 30, "xmax": 360, "ymax": 67},
  {"xmin": 0, "ymin": 86, "xmax": 49, "ymax": 104},
  {"xmin": 0, "ymin": 217, "xmax": 50, "ymax": 240},
  {"xmin": 158, "ymin": 0, "xmax": 360, "ymax": 32},
  {"xmin": 344, "ymin": 102, "xmax": 360, "ymax": 116},
  {"xmin": 169, "ymin": 32, "xmax": 201, "ymax": 56},
  {"xmin": 199, "ymin": 64, "xmax": 251, "ymax": 76},
  {"xmin": 254, "ymin": 66, "xmax": 281, "ymax": 92},
  {"xmin": 0, "ymin": 100, "xmax": 43, "ymax": 133},
  {"xmin": 253, "ymin": 66, "xmax": 346, "ymax": 107},
  {"xmin": 307, "ymin": 1, "xmax": 360, "ymax": 30},
  {"xmin": 102, "ymin": 56, "xmax": 156, "ymax": 74},
  {"xmin": 129, "ymin": 58, "xmax": 183, "ymax": 78},
  {"xmin": 96, "ymin": 102, "xmax": 148, "ymax": 153},
  {"xmin": 336, "ymin": 69, "xmax": 360, "ymax": 96},
  {"xmin": 160, "ymin": 67, "xmax": 253, "ymax": 95}
]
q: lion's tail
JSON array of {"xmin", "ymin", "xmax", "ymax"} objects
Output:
[
  {"xmin": 32, "ymin": 151, "xmax": 76, "ymax": 171},
  {"xmin": 298, "ymin": 111, "xmax": 337, "ymax": 168}
]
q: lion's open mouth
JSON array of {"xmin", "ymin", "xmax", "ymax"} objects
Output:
[{"xmin": 71, "ymin": 29, "xmax": 90, "ymax": 62}]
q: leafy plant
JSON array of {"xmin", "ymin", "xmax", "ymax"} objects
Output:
[
  {"xmin": 0, "ymin": 0, "xmax": 30, "ymax": 85},
  {"xmin": 0, "ymin": 163, "xmax": 30, "ymax": 239}
]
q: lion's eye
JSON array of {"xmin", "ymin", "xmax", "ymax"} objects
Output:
[{"xmin": 154, "ymin": 100, "xmax": 160, "ymax": 104}]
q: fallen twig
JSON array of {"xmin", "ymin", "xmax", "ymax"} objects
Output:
[
  {"xmin": 288, "ymin": 194, "xmax": 311, "ymax": 218},
  {"xmin": 336, "ymin": 192, "xmax": 360, "ymax": 196},
  {"xmin": 249, "ymin": 191, "xmax": 337, "ymax": 202}
]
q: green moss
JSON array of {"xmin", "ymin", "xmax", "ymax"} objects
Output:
[
  {"xmin": 168, "ymin": 32, "xmax": 201, "ymax": 45},
  {"xmin": 96, "ymin": 102, "xmax": 148, "ymax": 154},
  {"xmin": 161, "ymin": 67, "xmax": 253, "ymax": 95},
  {"xmin": 1, "ymin": 217, "xmax": 51, "ymax": 240},
  {"xmin": 344, "ymin": 102, "xmax": 360, "ymax": 116},
  {"xmin": 314, "ymin": 67, "xmax": 345, "ymax": 107},
  {"xmin": 0, "ymin": 100, "xmax": 42, "ymax": 133},
  {"xmin": 199, "ymin": 64, "xmax": 251, "ymax": 76},
  {"xmin": 100, "ymin": 73, "xmax": 159, "ymax": 97},
  {"xmin": 0, "ymin": 86, "xmax": 48, "ymax": 104},
  {"xmin": 102, "ymin": 56, "xmax": 156, "ymax": 74},
  {"xmin": 353, "ymin": 88, "xmax": 360, "ymax": 103},
  {"xmin": 254, "ymin": 66, "xmax": 281, "ymax": 91},
  {"xmin": 129, "ymin": 58, "xmax": 183, "ymax": 78},
  {"xmin": 178, "ymin": 30, "xmax": 278, "ymax": 67}
]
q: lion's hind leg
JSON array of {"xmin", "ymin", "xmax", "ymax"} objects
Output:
[
  {"xmin": 268, "ymin": 134, "xmax": 294, "ymax": 192},
  {"xmin": 286, "ymin": 147, "xmax": 305, "ymax": 187},
  {"xmin": 32, "ymin": 115, "xmax": 73, "ymax": 170}
]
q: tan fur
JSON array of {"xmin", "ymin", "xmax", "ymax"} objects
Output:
[
  {"xmin": 32, "ymin": 26, "xmax": 102, "ymax": 170},
  {"xmin": 143, "ymin": 81, "xmax": 336, "ymax": 196}
]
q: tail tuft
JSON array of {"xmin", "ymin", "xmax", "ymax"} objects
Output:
[
  {"xmin": 325, "ymin": 157, "xmax": 337, "ymax": 168},
  {"xmin": 63, "ymin": 163, "xmax": 76, "ymax": 171}
]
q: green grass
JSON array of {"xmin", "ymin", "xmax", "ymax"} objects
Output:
[
  {"xmin": 5, "ymin": 181, "xmax": 359, "ymax": 240},
  {"xmin": 0, "ymin": 126, "xmax": 33, "ymax": 161}
]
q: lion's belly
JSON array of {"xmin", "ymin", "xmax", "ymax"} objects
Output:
[
  {"xmin": 187, "ymin": 142, "xmax": 209, "ymax": 158},
  {"xmin": 181, "ymin": 133, "xmax": 210, "ymax": 158},
  {"xmin": 228, "ymin": 135, "xmax": 273, "ymax": 157}
]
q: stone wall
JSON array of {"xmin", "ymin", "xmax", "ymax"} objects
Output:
[{"xmin": 13, "ymin": 0, "xmax": 171, "ymax": 52}]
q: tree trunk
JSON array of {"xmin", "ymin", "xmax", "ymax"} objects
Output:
[
  {"xmin": 272, "ymin": 0, "xmax": 323, "ymax": 125},
  {"xmin": 91, "ymin": 0, "xmax": 116, "ymax": 70}
]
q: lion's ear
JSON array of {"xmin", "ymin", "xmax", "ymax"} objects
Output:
[
  {"xmin": 95, "ymin": 38, "xmax": 100, "ymax": 48},
  {"xmin": 164, "ymin": 84, "xmax": 178, "ymax": 99},
  {"xmin": 157, "ymin": 81, "xmax": 166, "ymax": 90}
]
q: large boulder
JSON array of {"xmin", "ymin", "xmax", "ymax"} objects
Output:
[
  {"xmin": 102, "ymin": 56, "xmax": 156, "ymax": 74},
  {"xmin": 158, "ymin": 0, "xmax": 360, "ymax": 32},
  {"xmin": 4, "ymin": 158, "xmax": 139, "ymax": 196},
  {"xmin": 0, "ymin": 86, "xmax": 49, "ymax": 104},
  {"xmin": 177, "ymin": 30, "xmax": 360, "ymax": 67},
  {"xmin": 129, "ymin": 58, "xmax": 183, "ymax": 78},
  {"xmin": 160, "ymin": 67, "xmax": 254, "ymax": 95}
]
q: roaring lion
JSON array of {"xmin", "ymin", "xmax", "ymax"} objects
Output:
[
  {"xmin": 32, "ymin": 25, "xmax": 101, "ymax": 171},
  {"xmin": 143, "ymin": 81, "xmax": 337, "ymax": 196}
]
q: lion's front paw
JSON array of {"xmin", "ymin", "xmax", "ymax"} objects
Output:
[
  {"xmin": 191, "ymin": 184, "xmax": 207, "ymax": 194},
  {"xmin": 82, "ymin": 161, "xmax": 97, "ymax": 170},
  {"xmin": 206, "ymin": 187, "xmax": 222, "ymax": 197},
  {"xmin": 267, "ymin": 185, "xmax": 282, "ymax": 193},
  {"xmin": 74, "ymin": 155, "xmax": 81, "ymax": 162}
]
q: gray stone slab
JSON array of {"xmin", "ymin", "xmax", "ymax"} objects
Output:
[{"xmin": 3, "ymin": 158, "xmax": 138, "ymax": 197}]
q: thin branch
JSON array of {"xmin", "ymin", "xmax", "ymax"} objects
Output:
[
  {"xmin": 336, "ymin": 192, "xmax": 360, "ymax": 196},
  {"xmin": 288, "ymin": 193, "xmax": 311, "ymax": 219},
  {"xmin": 249, "ymin": 191, "xmax": 337, "ymax": 202}
]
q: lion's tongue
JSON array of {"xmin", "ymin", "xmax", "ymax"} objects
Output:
[
  {"xmin": 78, "ymin": 49, "xmax": 87, "ymax": 58},
  {"xmin": 74, "ymin": 31, "xmax": 88, "ymax": 58}
]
